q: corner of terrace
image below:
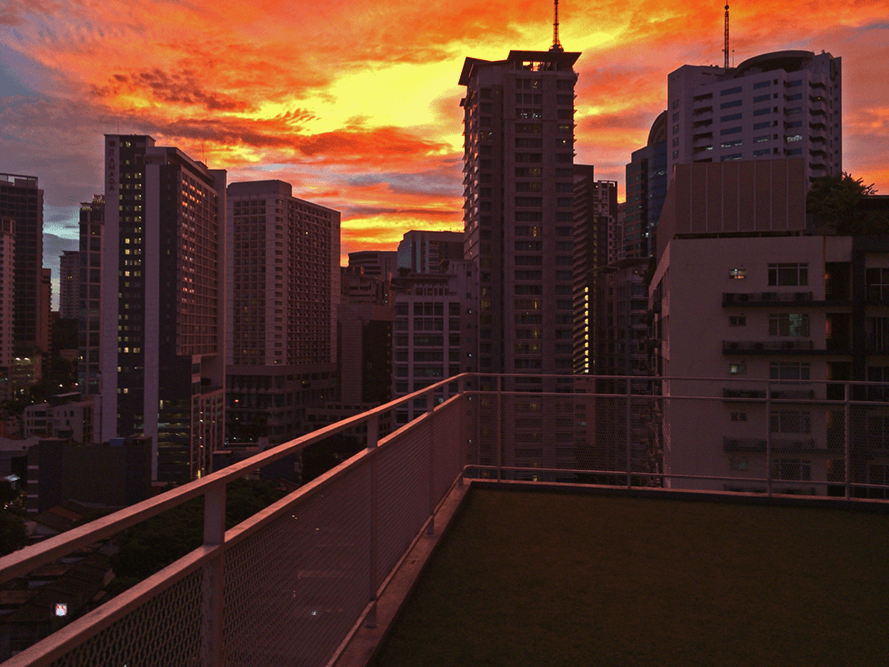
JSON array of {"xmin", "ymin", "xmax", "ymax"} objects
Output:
[{"xmin": 0, "ymin": 373, "xmax": 887, "ymax": 666}]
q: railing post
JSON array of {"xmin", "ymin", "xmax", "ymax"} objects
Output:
[
  {"xmin": 626, "ymin": 378, "xmax": 632, "ymax": 489},
  {"xmin": 427, "ymin": 390, "xmax": 436, "ymax": 536},
  {"xmin": 366, "ymin": 414, "xmax": 379, "ymax": 628},
  {"xmin": 844, "ymin": 381, "xmax": 851, "ymax": 500},
  {"xmin": 458, "ymin": 376, "xmax": 465, "ymax": 488},
  {"xmin": 201, "ymin": 483, "xmax": 226, "ymax": 667},
  {"xmin": 766, "ymin": 381, "xmax": 773, "ymax": 498},
  {"xmin": 496, "ymin": 375, "xmax": 503, "ymax": 482}
]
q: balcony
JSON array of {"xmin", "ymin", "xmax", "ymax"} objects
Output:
[
  {"xmin": 722, "ymin": 339, "xmax": 819, "ymax": 354},
  {"xmin": 1, "ymin": 374, "xmax": 887, "ymax": 666},
  {"xmin": 722, "ymin": 291, "xmax": 814, "ymax": 306}
]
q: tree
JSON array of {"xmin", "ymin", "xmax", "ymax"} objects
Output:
[
  {"xmin": 0, "ymin": 509, "xmax": 28, "ymax": 556},
  {"xmin": 109, "ymin": 479, "xmax": 286, "ymax": 593},
  {"xmin": 808, "ymin": 173, "xmax": 889, "ymax": 234}
]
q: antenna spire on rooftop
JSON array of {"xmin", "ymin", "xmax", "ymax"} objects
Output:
[
  {"xmin": 724, "ymin": 4, "xmax": 730, "ymax": 69},
  {"xmin": 550, "ymin": 0, "xmax": 564, "ymax": 52}
]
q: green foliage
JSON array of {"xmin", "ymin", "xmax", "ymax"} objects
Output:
[
  {"xmin": 111, "ymin": 479, "xmax": 286, "ymax": 585},
  {"xmin": 808, "ymin": 173, "xmax": 889, "ymax": 234},
  {"xmin": 0, "ymin": 508, "xmax": 28, "ymax": 556}
]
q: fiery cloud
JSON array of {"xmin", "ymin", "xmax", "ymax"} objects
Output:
[{"xmin": 0, "ymin": 0, "xmax": 887, "ymax": 266}]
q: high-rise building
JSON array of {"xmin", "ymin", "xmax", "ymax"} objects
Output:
[
  {"xmin": 100, "ymin": 135, "xmax": 226, "ymax": 482},
  {"xmin": 459, "ymin": 46, "xmax": 580, "ymax": 383},
  {"xmin": 0, "ymin": 173, "xmax": 44, "ymax": 356},
  {"xmin": 625, "ymin": 111, "xmax": 668, "ymax": 259},
  {"xmin": 77, "ymin": 195, "xmax": 104, "ymax": 401},
  {"xmin": 396, "ymin": 230, "xmax": 463, "ymax": 274},
  {"xmin": 225, "ymin": 180, "xmax": 340, "ymax": 447},
  {"xmin": 0, "ymin": 218, "xmax": 13, "ymax": 384},
  {"xmin": 668, "ymin": 50, "xmax": 841, "ymax": 184},
  {"xmin": 58, "ymin": 250, "xmax": 80, "ymax": 319},
  {"xmin": 391, "ymin": 260, "xmax": 477, "ymax": 424},
  {"xmin": 571, "ymin": 166, "xmax": 618, "ymax": 375},
  {"xmin": 38, "ymin": 268, "xmax": 51, "ymax": 353}
]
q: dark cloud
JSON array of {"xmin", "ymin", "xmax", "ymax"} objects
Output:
[{"xmin": 92, "ymin": 68, "xmax": 254, "ymax": 112}]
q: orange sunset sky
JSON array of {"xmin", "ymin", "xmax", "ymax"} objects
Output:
[{"xmin": 1, "ymin": 0, "xmax": 888, "ymax": 272}]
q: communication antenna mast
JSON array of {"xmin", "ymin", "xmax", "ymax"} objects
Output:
[
  {"xmin": 551, "ymin": 0, "xmax": 563, "ymax": 52},
  {"xmin": 723, "ymin": 4, "xmax": 730, "ymax": 69}
]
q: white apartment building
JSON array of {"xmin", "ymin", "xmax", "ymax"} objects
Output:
[
  {"xmin": 650, "ymin": 159, "xmax": 889, "ymax": 495},
  {"xmin": 668, "ymin": 50, "xmax": 841, "ymax": 183}
]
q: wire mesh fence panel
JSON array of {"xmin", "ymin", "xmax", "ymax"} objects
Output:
[
  {"xmin": 46, "ymin": 568, "xmax": 205, "ymax": 667},
  {"xmin": 374, "ymin": 422, "xmax": 431, "ymax": 585},
  {"xmin": 222, "ymin": 461, "xmax": 372, "ymax": 667},
  {"xmin": 430, "ymin": 397, "xmax": 464, "ymax": 501}
]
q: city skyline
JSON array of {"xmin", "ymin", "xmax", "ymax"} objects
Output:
[{"xmin": 1, "ymin": 0, "xmax": 888, "ymax": 271}]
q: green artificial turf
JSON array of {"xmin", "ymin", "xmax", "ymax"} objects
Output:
[{"xmin": 371, "ymin": 488, "xmax": 889, "ymax": 667}]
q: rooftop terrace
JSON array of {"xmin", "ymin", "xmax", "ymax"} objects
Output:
[
  {"xmin": 0, "ymin": 374, "xmax": 887, "ymax": 665},
  {"xmin": 368, "ymin": 484, "xmax": 889, "ymax": 666}
]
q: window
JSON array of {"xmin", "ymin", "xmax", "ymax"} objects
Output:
[
  {"xmin": 753, "ymin": 93, "xmax": 771, "ymax": 103},
  {"xmin": 769, "ymin": 313, "xmax": 810, "ymax": 337},
  {"xmin": 768, "ymin": 263, "xmax": 808, "ymax": 286},
  {"xmin": 720, "ymin": 113, "xmax": 742, "ymax": 122},
  {"xmin": 721, "ymin": 140, "xmax": 742, "ymax": 148},
  {"xmin": 720, "ymin": 86, "xmax": 742, "ymax": 96},
  {"xmin": 729, "ymin": 316, "xmax": 746, "ymax": 327},
  {"xmin": 770, "ymin": 362, "xmax": 810, "ymax": 380},
  {"xmin": 753, "ymin": 148, "xmax": 771, "ymax": 157},
  {"xmin": 771, "ymin": 410, "xmax": 811, "ymax": 434},
  {"xmin": 753, "ymin": 107, "xmax": 771, "ymax": 116},
  {"xmin": 772, "ymin": 459, "xmax": 811, "ymax": 481},
  {"xmin": 753, "ymin": 121, "xmax": 771, "ymax": 130},
  {"xmin": 867, "ymin": 317, "xmax": 889, "ymax": 351},
  {"xmin": 720, "ymin": 100, "xmax": 742, "ymax": 109},
  {"xmin": 731, "ymin": 412, "xmax": 747, "ymax": 422},
  {"xmin": 753, "ymin": 79, "xmax": 771, "ymax": 89},
  {"xmin": 754, "ymin": 135, "xmax": 770, "ymax": 143},
  {"xmin": 730, "ymin": 363, "xmax": 747, "ymax": 374},
  {"xmin": 867, "ymin": 268, "xmax": 889, "ymax": 300}
]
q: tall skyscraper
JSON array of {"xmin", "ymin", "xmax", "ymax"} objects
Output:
[
  {"xmin": 668, "ymin": 50, "xmax": 841, "ymax": 183},
  {"xmin": 225, "ymin": 180, "xmax": 340, "ymax": 447},
  {"xmin": 625, "ymin": 111, "xmax": 668, "ymax": 259},
  {"xmin": 77, "ymin": 195, "xmax": 104, "ymax": 400},
  {"xmin": 0, "ymin": 218, "xmax": 13, "ymax": 385},
  {"xmin": 0, "ymin": 173, "xmax": 44, "ymax": 356},
  {"xmin": 459, "ymin": 46, "xmax": 580, "ymax": 384},
  {"xmin": 59, "ymin": 250, "xmax": 80, "ymax": 319},
  {"xmin": 571, "ymin": 166, "xmax": 619, "ymax": 375},
  {"xmin": 101, "ymin": 136, "xmax": 226, "ymax": 482}
]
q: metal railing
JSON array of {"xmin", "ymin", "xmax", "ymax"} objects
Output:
[
  {"xmin": 2, "ymin": 373, "xmax": 888, "ymax": 665},
  {"xmin": 466, "ymin": 374, "xmax": 889, "ymax": 501},
  {"xmin": 0, "ymin": 376, "xmax": 469, "ymax": 667}
]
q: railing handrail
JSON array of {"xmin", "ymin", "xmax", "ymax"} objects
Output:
[{"xmin": 0, "ymin": 374, "xmax": 470, "ymax": 586}]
